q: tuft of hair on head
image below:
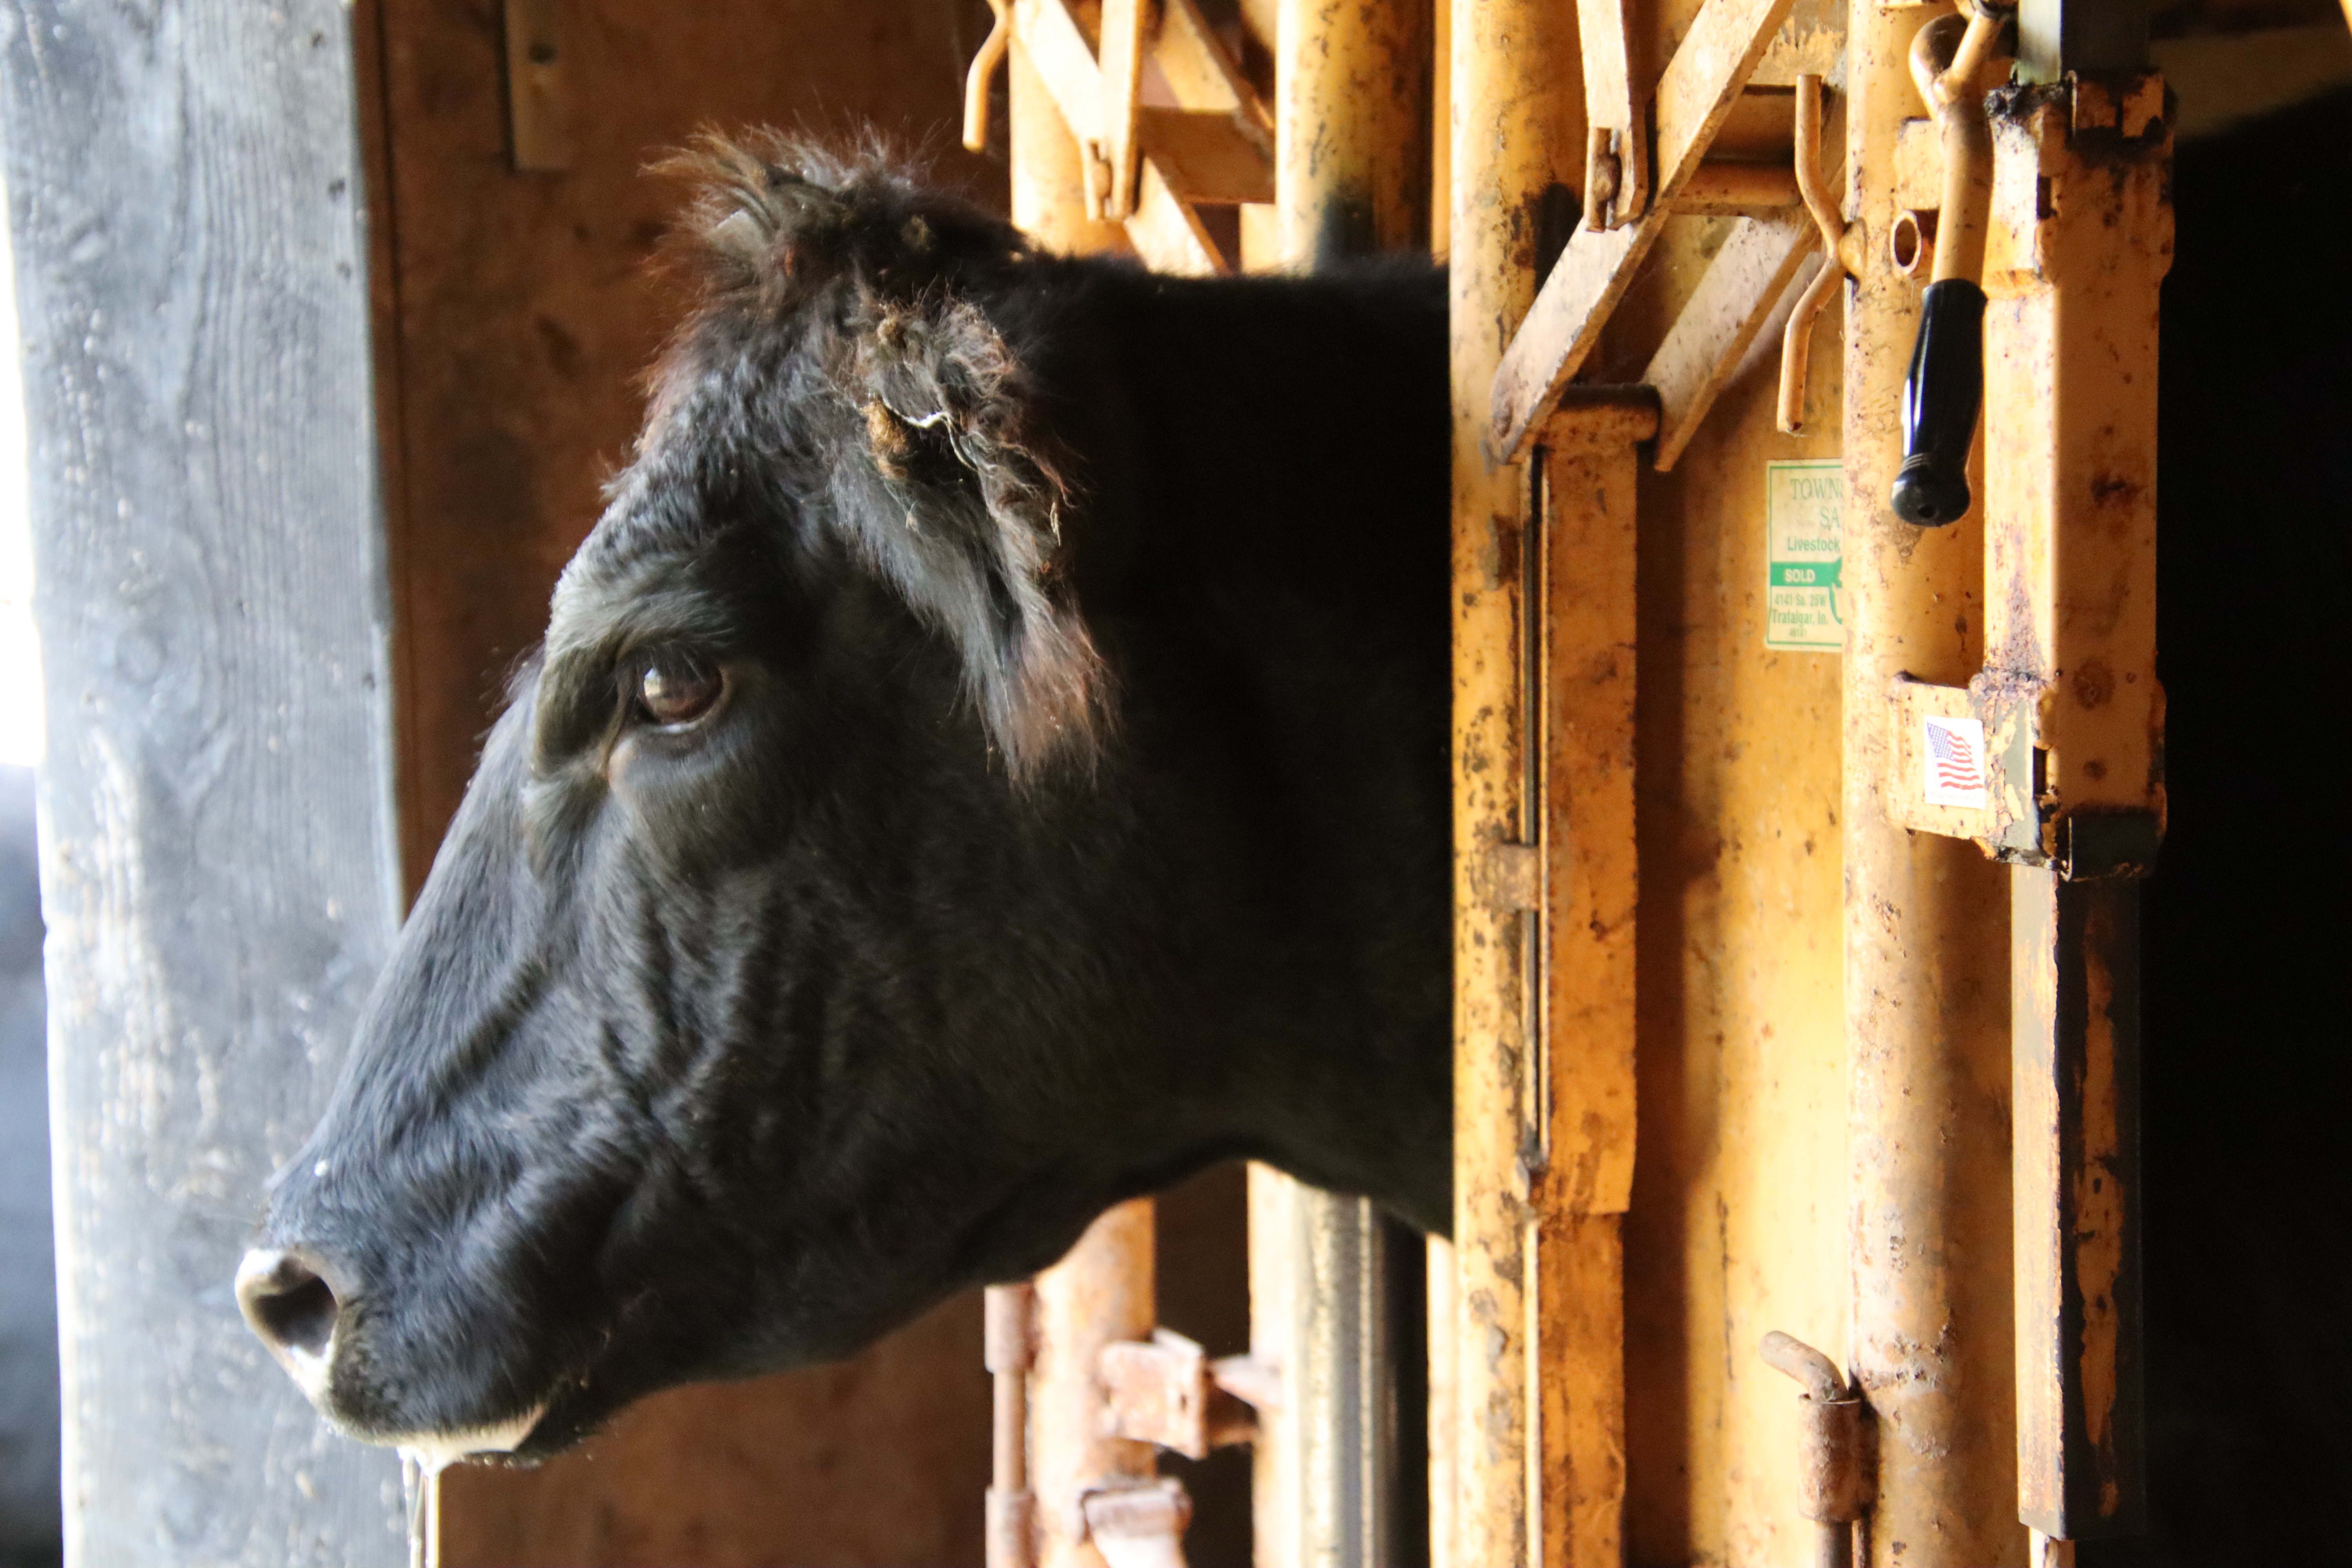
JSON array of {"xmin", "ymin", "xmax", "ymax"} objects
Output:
[
  {"xmin": 650, "ymin": 130, "xmax": 1021, "ymax": 320},
  {"xmin": 641, "ymin": 130, "xmax": 1106, "ymax": 782}
]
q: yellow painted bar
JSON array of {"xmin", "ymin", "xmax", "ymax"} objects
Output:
[
  {"xmin": 1009, "ymin": 14, "xmax": 1131, "ymax": 256},
  {"xmin": 1980, "ymin": 76, "xmax": 2169, "ymax": 1543},
  {"xmin": 1841, "ymin": 1, "xmax": 2019, "ymax": 1561},
  {"xmin": 1274, "ymin": 0, "xmax": 1430, "ymax": 262},
  {"xmin": 1448, "ymin": 0, "xmax": 1581, "ymax": 1560}
]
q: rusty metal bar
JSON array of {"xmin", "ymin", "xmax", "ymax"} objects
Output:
[
  {"xmin": 1577, "ymin": 0, "xmax": 1647, "ymax": 227},
  {"xmin": 1096, "ymin": 0, "xmax": 1149, "ymax": 218},
  {"xmin": 1455, "ymin": 2, "xmax": 1651, "ymax": 1563},
  {"xmin": 965, "ymin": 0, "xmax": 1013, "ymax": 152},
  {"xmin": 2011, "ymin": 875, "xmax": 2145, "ymax": 1544},
  {"xmin": 1651, "ymin": 210, "xmax": 1817, "ymax": 469},
  {"xmin": 1762, "ymin": 1332, "xmax": 1868, "ymax": 1568},
  {"xmin": 1009, "ymin": 0, "xmax": 1224, "ymax": 272},
  {"xmin": 1272, "ymin": 0, "xmax": 1429, "ymax": 264},
  {"xmin": 987, "ymin": 1284, "xmax": 1040, "ymax": 1568},
  {"xmin": 1032, "ymin": 1201, "xmax": 1163, "ymax": 1568},
  {"xmin": 1529, "ymin": 397, "xmax": 1648, "ymax": 1568},
  {"xmin": 1010, "ymin": 17, "xmax": 1133, "ymax": 256},
  {"xmin": 1841, "ymin": 2, "xmax": 2020, "ymax": 1562}
]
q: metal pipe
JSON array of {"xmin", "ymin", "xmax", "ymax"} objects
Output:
[
  {"xmin": 1274, "ymin": 0, "xmax": 1429, "ymax": 264},
  {"xmin": 987, "ymin": 1283, "xmax": 1039, "ymax": 1568},
  {"xmin": 1033, "ymin": 1202, "xmax": 1163, "ymax": 1568},
  {"xmin": 964, "ymin": 0, "xmax": 1012, "ymax": 153},
  {"xmin": 1842, "ymin": 0, "xmax": 2020, "ymax": 1560},
  {"xmin": 1762, "ymin": 1332, "xmax": 1869, "ymax": 1568},
  {"xmin": 1254, "ymin": 7, "xmax": 1430, "ymax": 1566},
  {"xmin": 1908, "ymin": 11, "xmax": 2000, "ymax": 288},
  {"xmin": 1778, "ymin": 72, "xmax": 1851, "ymax": 434}
]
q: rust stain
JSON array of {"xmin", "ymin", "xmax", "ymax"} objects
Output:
[{"xmin": 2070, "ymin": 657, "xmax": 2115, "ymax": 710}]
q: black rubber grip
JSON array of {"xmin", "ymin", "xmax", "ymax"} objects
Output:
[{"xmin": 1890, "ymin": 278, "xmax": 1987, "ymax": 528}]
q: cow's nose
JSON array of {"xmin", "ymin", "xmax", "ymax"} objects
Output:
[{"xmin": 236, "ymin": 1247, "xmax": 344, "ymax": 1395}]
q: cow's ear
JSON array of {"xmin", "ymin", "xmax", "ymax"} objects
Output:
[{"xmin": 831, "ymin": 295, "xmax": 1105, "ymax": 777}]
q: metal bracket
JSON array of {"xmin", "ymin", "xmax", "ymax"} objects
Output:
[
  {"xmin": 1098, "ymin": 1328, "xmax": 1269, "ymax": 1459},
  {"xmin": 1081, "ymin": 1479, "xmax": 1193, "ymax": 1568}
]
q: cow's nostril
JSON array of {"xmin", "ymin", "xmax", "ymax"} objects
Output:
[{"xmin": 236, "ymin": 1248, "xmax": 343, "ymax": 1367}]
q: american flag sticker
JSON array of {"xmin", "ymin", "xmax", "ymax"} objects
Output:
[{"xmin": 1922, "ymin": 715, "xmax": 1989, "ymax": 809}]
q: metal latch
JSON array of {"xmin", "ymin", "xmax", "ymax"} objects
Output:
[{"xmin": 1098, "ymin": 1328, "xmax": 1274, "ymax": 1459}]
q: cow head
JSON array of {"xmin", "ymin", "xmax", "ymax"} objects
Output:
[{"xmin": 235, "ymin": 140, "xmax": 1223, "ymax": 1459}]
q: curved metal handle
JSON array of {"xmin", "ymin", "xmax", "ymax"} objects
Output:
[
  {"xmin": 963, "ymin": 0, "xmax": 1012, "ymax": 154},
  {"xmin": 1776, "ymin": 73, "xmax": 1850, "ymax": 436}
]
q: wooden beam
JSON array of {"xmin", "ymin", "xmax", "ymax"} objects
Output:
[
  {"xmin": 1644, "ymin": 213, "xmax": 1818, "ymax": 470},
  {"xmin": 1138, "ymin": 107, "xmax": 1275, "ymax": 203},
  {"xmin": 1488, "ymin": 0, "xmax": 1798, "ymax": 461},
  {"xmin": 0, "ymin": 0, "xmax": 408, "ymax": 1560},
  {"xmin": 1157, "ymin": 0, "xmax": 1272, "ymax": 129}
]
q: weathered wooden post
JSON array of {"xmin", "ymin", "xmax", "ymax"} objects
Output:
[{"xmin": 0, "ymin": 2, "xmax": 407, "ymax": 1564}]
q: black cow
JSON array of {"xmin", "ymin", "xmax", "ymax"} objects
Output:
[{"xmin": 237, "ymin": 136, "xmax": 1453, "ymax": 1463}]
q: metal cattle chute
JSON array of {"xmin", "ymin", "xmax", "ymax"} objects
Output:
[{"xmin": 964, "ymin": 0, "xmax": 2175, "ymax": 1565}]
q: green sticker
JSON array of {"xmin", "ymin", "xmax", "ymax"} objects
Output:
[{"xmin": 1765, "ymin": 459, "xmax": 1845, "ymax": 652}]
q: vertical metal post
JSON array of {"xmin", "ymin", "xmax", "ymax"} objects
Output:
[
  {"xmin": 1033, "ymin": 1202, "xmax": 1161, "ymax": 1568},
  {"xmin": 1452, "ymin": 4, "xmax": 1643, "ymax": 1568},
  {"xmin": 988, "ymin": 1284, "xmax": 1040, "ymax": 1568},
  {"xmin": 1842, "ymin": 2, "xmax": 2020, "ymax": 1562},
  {"xmin": 1252, "ymin": 5, "xmax": 1429, "ymax": 1566},
  {"xmin": 1252, "ymin": 1180, "xmax": 1398, "ymax": 1568},
  {"xmin": 1450, "ymin": 0, "xmax": 1571, "ymax": 1556},
  {"xmin": 1978, "ymin": 64, "xmax": 2165, "ymax": 1550}
]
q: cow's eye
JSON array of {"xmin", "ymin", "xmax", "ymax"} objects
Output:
[{"xmin": 634, "ymin": 649, "xmax": 722, "ymax": 728}]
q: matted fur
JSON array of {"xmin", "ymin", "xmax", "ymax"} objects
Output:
[{"xmin": 595, "ymin": 132, "xmax": 1107, "ymax": 776}]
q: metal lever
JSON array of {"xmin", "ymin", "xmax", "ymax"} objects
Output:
[
  {"xmin": 1892, "ymin": 277, "xmax": 1986, "ymax": 525},
  {"xmin": 962, "ymin": 0, "xmax": 1012, "ymax": 154},
  {"xmin": 1761, "ymin": 1331, "xmax": 1869, "ymax": 1568},
  {"xmin": 1888, "ymin": 2, "xmax": 2013, "ymax": 526}
]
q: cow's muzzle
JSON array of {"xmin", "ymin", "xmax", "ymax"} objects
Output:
[{"xmin": 236, "ymin": 1244, "xmax": 552, "ymax": 1461}]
